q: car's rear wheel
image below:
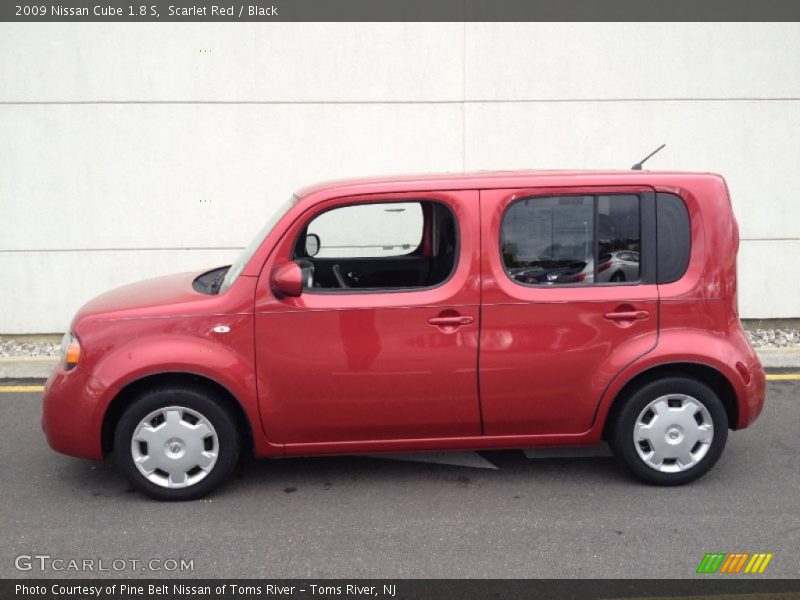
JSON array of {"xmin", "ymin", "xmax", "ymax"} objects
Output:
[
  {"xmin": 114, "ymin": 386, "xmax": 240, "ymax": 500},
  {"xmin": 609, "ymin": 376, "xmax": 728, "ymax": 485}
]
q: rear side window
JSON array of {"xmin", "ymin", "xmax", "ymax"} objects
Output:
[
  {"xmin": 501, "ymin": 194, "xmax": 641, "ymax": 286},
  {"xmin": 656, "ymin": 193, "xmax": 691, "ymax": 284}
]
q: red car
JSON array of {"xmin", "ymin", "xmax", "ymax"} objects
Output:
[{"xmin": 42, "ymin": 171, "xmax": 766, "ymax": 500}]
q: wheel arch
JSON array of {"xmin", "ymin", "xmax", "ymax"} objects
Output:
[
  {"xmin": 100, "ymin": 371, "xmax": 254, "ymax": 457},
  {"xmin": 600, "ymin": 362, "xmax": 739, "ymax": 440}
]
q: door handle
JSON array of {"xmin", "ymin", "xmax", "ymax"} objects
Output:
[
  {"xmin": 603, "ymin": 310, "xmax": 649, "ymax": 321},
  {"xmin": 428, "ymin": 315, "xmax": 474, "ymax": 327}
]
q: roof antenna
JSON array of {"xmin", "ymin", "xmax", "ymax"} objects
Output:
[{"xmin": 631, "ymin": 144, "xmax": 666, "ymax": 170}]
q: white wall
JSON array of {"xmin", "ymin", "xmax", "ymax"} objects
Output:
[{"xmin": 1, "ymin": 22, "xmax": 798, "ymax": 332}]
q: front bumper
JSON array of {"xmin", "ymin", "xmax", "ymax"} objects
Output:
[{"xmin": 42, "ymin": 365, "xmax": 107, "ymax": 460}]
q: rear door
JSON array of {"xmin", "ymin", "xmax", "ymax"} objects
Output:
[{"xmin": 479, "ymin": 186, "xmax": 659, "ymax": 435}]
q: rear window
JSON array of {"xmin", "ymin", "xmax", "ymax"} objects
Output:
[{"xmin": 656, "ymin": 193, "xmax": 691, "ymax": 284}]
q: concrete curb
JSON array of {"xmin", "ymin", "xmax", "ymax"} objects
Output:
[
  {"xmin": 755, "ymin": 348, "xmax": 800, "ymax": 369},
  {"xmin": 0, "ymin": 356, "xmax": 58, "ymax": 379},
  {"xmin": 1, "ymin": 348, "xmax": 799, "ymax": 380}
]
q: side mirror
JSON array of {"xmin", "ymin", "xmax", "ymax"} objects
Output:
[
  {"xmin": 305, "ymin": 233, "xmax": 320, "ymax": 257},
  {"xmin": 270, "ymin": 261, "xmax": 303, "ymax": 298}
]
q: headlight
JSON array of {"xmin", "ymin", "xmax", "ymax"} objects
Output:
[{"xmin": 60, "ymin": 332, "xmax": 81, "ymax": 370}]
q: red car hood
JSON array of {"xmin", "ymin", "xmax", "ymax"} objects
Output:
[{"xmin": 72, "ymin": 271, "xmax": 207, "ymax": 325}]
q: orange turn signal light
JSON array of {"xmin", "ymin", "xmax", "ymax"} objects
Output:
[
  {"xmin": 65, "ymin": 342, "xmax": 81, "ymax": 368},
  {"xmin": 60, "ymin": 333, "xmax": 81, "ymax": 370}
]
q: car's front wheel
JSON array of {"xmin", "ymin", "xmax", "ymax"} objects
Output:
[
  {"xmin": 114, "ymin": 386, "xmax": 240, "ymax": 500},
  {"xmin": 609, "ymin": 376, "xmax": 728, "ymax": 485}
]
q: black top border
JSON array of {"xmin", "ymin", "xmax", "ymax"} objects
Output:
[{"xmin": 3, "ymin": 0, "xmax": 800, "ymax": 22}]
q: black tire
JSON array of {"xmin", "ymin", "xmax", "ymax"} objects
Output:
[
  {"xmin": 114, "ymin": 386, "xmax": 240, "ymax": 501},
  {"xmin": 611, "ymin": 271, "xmax": 625, "ymax": 282},
  {"xmin": 609, "ymin": 376, "xmax": 728, "ymax": 485}
]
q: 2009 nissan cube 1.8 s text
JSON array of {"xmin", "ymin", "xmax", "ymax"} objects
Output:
[{"xmin": 42, "ymin": 171, "xmax": 766, "ymax": 500}]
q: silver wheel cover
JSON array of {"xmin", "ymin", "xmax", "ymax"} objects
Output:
[
  {"xmin": 633, "ymin": 394, "xmax": 714, "ymax": 473},
  {"xmin": 130, "ymin": 406, "xmax": 219, "ymax": 489}
]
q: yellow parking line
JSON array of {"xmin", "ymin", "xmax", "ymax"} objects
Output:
[
  {"xmin": 766, "ymin": 374, "xmax": 800, "ymax": 380},
  {"xmin": 0, "ymin": 385, "xmax": 45, "ymax": 392}
]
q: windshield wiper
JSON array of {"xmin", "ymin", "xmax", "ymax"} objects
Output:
[{"xmin": 207, "ymin": 269, "xmax": 229, "ymax": 295}]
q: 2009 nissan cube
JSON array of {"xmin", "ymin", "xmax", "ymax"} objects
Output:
[{"xmin": 42, "ymin": 171, "xmax": 766, "ymax": 500}]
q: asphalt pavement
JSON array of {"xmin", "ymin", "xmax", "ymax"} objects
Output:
[{"xmin": 1, "ymin": 380, "xmax": 798, "ymax": 579}]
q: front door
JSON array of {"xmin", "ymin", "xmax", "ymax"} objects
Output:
[
  {"xmin": 479, "ymin": 186, "xmax": 659, "ymax": 436},
  {"xmin": 254, "ymin": 190, "xmax": 482, "ymax": 446}
]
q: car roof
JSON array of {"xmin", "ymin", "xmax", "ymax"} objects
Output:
[{"xmin": 295, "ymin": 170, "xmax": 725, "ymax": 198}]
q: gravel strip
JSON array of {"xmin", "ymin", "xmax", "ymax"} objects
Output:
[
  {"xmin": 1, "ymin": 329, "xmax": 798, "ymax": 357},
  {"xmin": 746, "ymin": 328, "xmax": 800, "ymax": 348},
  {"xmin": 0, "ymin": 339, "xmax": 60, "ymax": 357}
]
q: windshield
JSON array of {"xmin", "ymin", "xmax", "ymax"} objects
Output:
[{"xmin": 218, "ymin": 194, "xmax": 299, "ymax": 293}]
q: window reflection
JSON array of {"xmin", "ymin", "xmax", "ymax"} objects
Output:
[{"xmin": 502, "ymin": 194, "xmax": 640, "ymax": 285}]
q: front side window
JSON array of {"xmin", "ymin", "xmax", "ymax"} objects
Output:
[
  {"xmin": 309, "ymin": 202, "xmax": 424, "ymax": 258},
  {"xmin": 295, "ymin": 200, "xmax": 457, "ymax": 291},
  {"xmin": 502, "ymin": 194, "xmax": 640, "ymax": 286}
]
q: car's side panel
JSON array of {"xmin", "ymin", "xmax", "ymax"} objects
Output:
[
  {"xmin": 480, "ymin": 300, "xmax": 659, "ymax": 434},
  {"xmin": 592, "ymin": 325, "xmax": 766, "ymax": 433},
  {"xmin": 281, "ymin": 430, "xmax": 599, "ymax": 456},
  {"xmin": 478, "ymin": 186, "xmax": 660, "ymax": 435},
  {"xmin": 253, "ymin": 190, "xmax": 484, "ymax": 445},
  {"xmin": 279, "ymin": 325, "xmax": 762, "ymax": 459},
  {"xmin": 652, "ymin": 181, "xmax": 763, "ymax": 426},
  {"xmin": 594, "ymin": 178, "xmax": 764, "ymax": 433},
  {"xmin": 61, "ymin": 277, "xmax": 281, "ymax": 459},
  {"xmin": 653, "ymin": 178, "xmax": 735, "ymax": 302}
]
